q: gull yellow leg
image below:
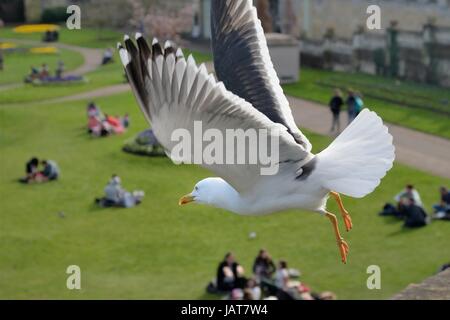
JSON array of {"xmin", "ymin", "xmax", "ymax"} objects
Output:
[
  {"xmin": 330, "ymin": 191, "xmax": 353, "ymax": 232},
  {"xmin": 326, "ymin": 212, "xmax": 349, "ymax": 264}
]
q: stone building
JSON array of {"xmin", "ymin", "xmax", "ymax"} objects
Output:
[
  {"xmin": 295, "ymin": 0, "xmax": 450, "ymax": 39},
  {"xmin": 197, "ymin": 0, "xmax": 450, "ymax": 87},
  {"xmin": 200, "ymin": 0, "xmax": 450, "ymax": 39},
  {"xmin": 199, "ymin": 0, "xmax": 450, "ymax": 40}
]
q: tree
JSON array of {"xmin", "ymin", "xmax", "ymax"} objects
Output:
[{"xmin": 256, "ymin": 0, "xmax": 273, "ymax": 33}]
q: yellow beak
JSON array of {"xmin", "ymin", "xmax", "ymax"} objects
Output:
[{"xmin": 179, "ymin": 194, "xmax": 195, "ymax": 205}]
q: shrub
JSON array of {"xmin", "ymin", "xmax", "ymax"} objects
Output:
[{"xmin": 41, "ymin": 7, "xmax": 68, "ymax": 23}]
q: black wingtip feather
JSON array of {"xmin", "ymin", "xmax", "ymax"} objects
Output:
[{"xmin": 152, "ymin": 42, "xmax": 163, "ymax": 59}]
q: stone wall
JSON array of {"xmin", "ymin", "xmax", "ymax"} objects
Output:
[
  {"xmin": 301, "ymin": 23, "xmax": 450, "ymax": 87},
  {"xmin": 392, "ymin": 268, "xmax": 450, "ymax": 300}
]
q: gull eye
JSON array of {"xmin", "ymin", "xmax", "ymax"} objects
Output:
[{"xmin": 195, "ymin": 186, "xmax": 199, "ymax": 191}]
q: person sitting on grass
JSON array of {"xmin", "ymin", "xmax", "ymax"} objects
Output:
[
  {"xmin": 252, "ymin": 249, "xmax": 276, "ymax": 282},
  {"xmin": 55, "ymin": 60, "xmax": 64, "ymax": 79},
  {"xmin": 399, "ymin": 197, "xmax": 428, "ymax": 228},
  {"xmin": 395, "ymin": 184, "xmax": 423, "ymax": 209},
  {"xmin": 96, "ymin": 175, "xmax": 144, "ymax": 208},
  {"xmin": 433, "ymin": 186, "xmax": 450, "ymax": 220},
  {"xmin": 122, "ymin": 113, "xmax": 130, "ymax": 129},
  {"xmin": 39, "ymin": 63, "xmax": 50, "ymax": 80},
  {"xmin": 39, "ymin": 160, "xmax": 60, "ymax": 181},
  {"xmin": 244, "ymin": 278, "xmax": 261, "ymax": 300},
  {"xmin": 19, "ymin": 157, "xmax": 39, "ymax": 183},
  {"xmin": 274, "ymin": 260, "xmax": 290, "ymax": 291},
  {"xmin": 87, "ymin": 102, "xmax": 101, "ymax": 118},
  {"xmin": 102, "ymin": 48, "xmax": 114, "ymax": 65},
  {"xmin": 30, "ymin": 66, "xmax": 40, "ymax": 81},
  {"xmin": 217, "ymin": 252, "xmax": 247, "ymax": 292},
  {"xmin": 379, "ymin": 184, "xmax": 422, "ymax": 218}
]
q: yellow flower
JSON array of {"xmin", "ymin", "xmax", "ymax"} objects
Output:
[
  {"xmin": 0, "ymin": 42, "xmax": 17, "ymax": 49},
  {"xmin": 30, "ymin": 47, "xmax": 59, "ymax": 54},
  {"xmin": 13, "ymin": 24, "xmax": 60, "ymax": 33}
]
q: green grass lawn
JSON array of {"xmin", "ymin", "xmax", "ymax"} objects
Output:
[
  {"xmin": 0, "ymin": 46, "xmax": 84, "ymax": 85},
  {"xmin": 0, "ymin": 27, "xmax": 122, "ymax": 49},
  {"xmin": 283, "ymin": 68, "xmax": 450, "ymax": 139},
  {"xmin": 0, "ymin": 92, "xmax": 448, "ymax": 299}
]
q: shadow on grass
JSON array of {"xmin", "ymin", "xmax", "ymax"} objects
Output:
[
  {"xmin": 379, "ymin": 215, "xmax": 403, "ymax": 225},
  {"xmin": 87, "ymin": 202, "xmax": 105, "ymax": 213},
  {"xmin": 387, "ymin": 226, "xmax": 425, "ymax": 237}
]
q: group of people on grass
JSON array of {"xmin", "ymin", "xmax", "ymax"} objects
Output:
[
  {"xmin": 26, "ymin": 61, "xmax": 65, "ymax": 82},
  {"xmin": 20, "ymin": 157, "xmax": 60, "ymax": 184},
  {"xmin": 328, "ymin": 88, "xmax": 364, "ymax": 133},
  {"xmin": 208, "ymin": 250, "xmax": 336, "ymax": 300},
  {"xmin": 18, "ymin": 98, "xmax": 141, "ymax": 209},
  {"xmin": 87, "ymin": 102, "xmax": 129, "ymax": 137},
  {"xmin": 43, "ymin": 30, "xmax": 59, "ymax": 43},
  {"xmin": 380, "ymin": 184, "xmax": 450, "ymax": 227}
]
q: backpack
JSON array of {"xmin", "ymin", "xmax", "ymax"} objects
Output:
[{"xmin": 355, "ymin": 97, "xmax": 364, "ymax": 113}]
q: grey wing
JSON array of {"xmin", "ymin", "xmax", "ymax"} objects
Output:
[{"xmin": 211, "ymin": 0, "xmax": 312, "ymax": 152}]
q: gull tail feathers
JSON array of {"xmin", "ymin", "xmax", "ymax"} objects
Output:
[{"xmin": 316, "ymin": 109, "xmax": 395, "ymax": 198}]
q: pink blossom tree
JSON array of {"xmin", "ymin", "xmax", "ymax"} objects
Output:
[{"xmin": 127, "ymin": 0, "xmax": 195, "ymax": 43}]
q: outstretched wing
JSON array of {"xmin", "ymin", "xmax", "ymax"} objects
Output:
[
  {"xmin": 211, "ymin": 0, "xmax": 312, "ymax": 151},
  {"xmin": 119, "ymin": 36, "xmax": 312, "ymax": 193}
]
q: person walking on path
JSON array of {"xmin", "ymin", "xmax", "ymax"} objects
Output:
[
  {"xmin": 328, "ymin": 89, "xmax": 344, "ymax": 133},
  {"xmin": 346, "ymin": 89, "xmax": 358, "ymax": 124}
]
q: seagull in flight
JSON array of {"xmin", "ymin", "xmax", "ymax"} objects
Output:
[{"xmin": 118, "ymin": 0, "xmax": 395, "ymax": 263}]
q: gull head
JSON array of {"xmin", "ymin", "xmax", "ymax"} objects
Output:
[{"xmin": 178, "ymin": 177, "xmax": 240, "ymax": 212}]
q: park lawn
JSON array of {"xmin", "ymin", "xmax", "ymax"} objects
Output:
[
  {"xmin": 0, "ymin": 27, "xmax": 122, "ymax": 49},
  {"xmin": 0, "ymin": 46, "xmax": 84, "ymax": 85},
  {"xmin": 283, "ymin": 68, "xmax": 450, "ymax": 139},
  {"xmin": 184, "ymin": 49, "xmax": 213, "ymax": 64},
  {"xmin": 0, "ymin": 92, "xmax": 449, "ymax": 299}
]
